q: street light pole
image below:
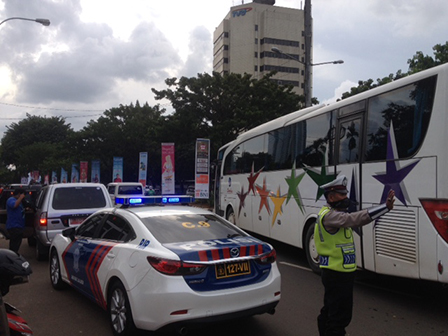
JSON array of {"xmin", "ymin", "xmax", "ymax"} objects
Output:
[
  {"xmin": 0, "ymin": 17, "xmax": 50, "ymax": 27},
  {"xmin": 271, "ymin": 47, "xmax": 343, "ymax": 107}
]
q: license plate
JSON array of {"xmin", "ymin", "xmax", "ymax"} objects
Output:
[
  {"xmin": 69, "ymin": 217, "xmax": 86, "ymax": 225},
  {"xmin": 215, "ymin": 261, "xmax": 251, "ymax": 279}
]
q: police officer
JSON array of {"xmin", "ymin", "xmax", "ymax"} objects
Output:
[{"xmin": 315, "ymin": 175, "xmax": 395, "ymax": 336}]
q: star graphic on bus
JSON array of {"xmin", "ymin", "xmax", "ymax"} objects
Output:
[
  {"xmin": 373, "ymin": 123, "xmax": 419, "ymax": 206},
  {"xmin": 248, "ymin": 163, "xmax": 263, "ymax": 195},
  {"xmin": 237, "ymin": 186, "xmax": 249, "ymax": 217},
  {"xmin": 270, "ymin": 187, "xmax": 287, "ymax": 226},
  {"xmin": 285, "ymin": 161, "xmax": 305, "ymax": 214},
  {"xmin": 304, "ymin": 161, "xmax": 337, "ymax": 201},
  {"xmin": 256, "ymin": 177, "xmax": 271, "ymax": 215}
]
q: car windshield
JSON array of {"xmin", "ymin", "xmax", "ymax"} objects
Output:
[
  {"xmin": 52, "ymin": 187, "xmax": 107, "ymax": 210},
  {"xmin": 117, "ymin": 185, "xmax": 142, "ymax": 195},
  {"xmin": 140, "ymin": 214, "xmax": 246, "ymax": 244}
]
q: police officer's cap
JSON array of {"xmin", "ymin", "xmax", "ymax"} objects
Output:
[{"xmin": 320, "ymin": 175, "xmax": 348, "ymax": 194}]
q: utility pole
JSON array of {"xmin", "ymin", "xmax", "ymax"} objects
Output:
[{"xmin": 304, "ymin": 0, "xmax": 312, "ymax": 107}]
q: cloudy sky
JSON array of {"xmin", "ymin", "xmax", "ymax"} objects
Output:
[{"xmin": 0, "ymin": 0, "xmax": 447, "ymax": 138}]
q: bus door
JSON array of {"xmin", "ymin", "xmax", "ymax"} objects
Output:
[{"xmin": 336, "ymin": 109, "xmax": 365, "ymax": 268}]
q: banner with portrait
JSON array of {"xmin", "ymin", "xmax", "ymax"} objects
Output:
[
  {"xmin": 139, "ymin": 152, "xmax": 148, "ymax": 186},
  {"xmin": 80, "ymin": 161, "xmax": 88, "ymax": 183},
  {"xmin": 113, "ymin": 157, "xmax": 123, "ymax": 182},
  {"xmin": 161, "ymin": 143, "xmax": 175, "ymax": 194},
  {"xmin": 91, "ymin": 160, "xmax": 100, "ymax": 183}
]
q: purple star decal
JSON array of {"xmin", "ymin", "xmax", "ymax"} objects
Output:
[{"xmin": 373, "ymin": 122, "xmax": 419, "ymax": 206}]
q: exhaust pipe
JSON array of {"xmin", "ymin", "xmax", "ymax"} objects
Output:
[
  {"xmin": 267, "ymin": 308, "xmax": 276, "ymax": 315},
  {"xmin": 177, "ymin": 326, "xmax": 188, "ymax": 336}
]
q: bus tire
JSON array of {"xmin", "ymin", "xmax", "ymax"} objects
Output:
[
  {"xmin": 226, "ymin": 208, "xmax": 236, "ymax": 225},
  {"xmin": 305, "ymin": 223, "xmax": 321, "ymax": 274}
]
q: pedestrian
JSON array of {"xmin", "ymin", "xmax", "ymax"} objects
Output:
[
  {"xmin": 6, "ymin": 188, "xmax": 26, "ymax": 253},
  {"xmin": 315, "ymin": 175, "xmax": 395, "ymax": 336}
]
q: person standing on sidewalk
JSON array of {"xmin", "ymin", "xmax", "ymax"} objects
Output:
[{"xmin": 315, "ymin": 175, "xmax": 395, "ymax": 336}]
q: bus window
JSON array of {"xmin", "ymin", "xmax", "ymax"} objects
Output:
[
  {"xmin": 267, "ymin": 125, "xmax": 294, "ymax": 171},
  {"xmin": 297, "ymin": 111, "xmax": 335, "ymax": 167},
  {"xmin": 365, "ymin": 76, "xmax": 436, "ymax": 161},
  {"xmin": 338, "ymin": 117, "xmax": 362, "ymax": 164}
]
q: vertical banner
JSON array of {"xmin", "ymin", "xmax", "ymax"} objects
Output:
[
  {"xmin": 139, "ymin": 152, "xmax": 148, "ymax": 186},
  {"xmin": 71, "ymin": 164, "xmax": 79, "ymax": 183},
  {"xmin": 61, "ymin": 168, "xmax": 68, "ymax": 183},
  {"xmin": 44, "ymin": 174, "xmax": 49, "ymax": 185},
  {"xmin": 51, "ymin": 171, "xmax": 57, "ymax": 184},
  {"xmin": 80, "ymin": 161, "xmax": 88, "ymax": 183},
  {"xmin": 113, "ymin": 157, "xmax": 123, "ymax": 182},
  {"xmin": 195, "ymin": 139, "xmax": 210, "ymax": 199},
  {"xmin": 161, "ymin": 143, "xmax": 175, "ymax": 194},
  {"xmin": 91, "ymin": 160, "xmax": 100, "ymax": 183}
]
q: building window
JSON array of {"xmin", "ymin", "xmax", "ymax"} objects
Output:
[
  {"xmin": 254, "ymin": 52, "xmax": 258, "ymax": 58},
  {"xmin": 255, "ymin": 24, "xmax": 258, "ymax": 31},
  {"xmin": 255, "ymin": 65, "xmax": 258, "ymax": 72},
  {"xmin": 255, "ymin": 38, "xmax": 258, "ymax": 44}
]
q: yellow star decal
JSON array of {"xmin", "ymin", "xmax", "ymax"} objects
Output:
[{"xmin": 270, "ymin": 187, "xmax": 287, "ymax": 227}]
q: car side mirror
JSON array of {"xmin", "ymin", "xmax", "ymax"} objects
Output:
[{"xmin": 62, "ymin": 227, "xmax": 76, "ymax": 241}]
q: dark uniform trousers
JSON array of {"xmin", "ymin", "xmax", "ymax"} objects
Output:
[{"xmin": 318, "ymin": 268, "xmax": 356, "ymax": 336}]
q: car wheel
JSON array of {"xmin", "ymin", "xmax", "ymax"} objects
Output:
[
  {"xmin": 50, "ymin": 249, "xmax": 66, "ymax": 290},
  {"xmin": 305, "ymin": 223, "xmax": 321, "ymax": 274},
  {"xmin": 108, "ymin": 280, "xmax": 136, "ymax": 336},
  {"xmin": 226, "ymin": 208, "xmax": 236, "ymax": 225},
  {"xmin": 36, "ymin": 240, "xmax": 48, "ymax": 261}
]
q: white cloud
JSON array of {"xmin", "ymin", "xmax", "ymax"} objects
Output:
[{"xmin": 0, "ymin": 0, "xmax": 447, "ymax": 137}]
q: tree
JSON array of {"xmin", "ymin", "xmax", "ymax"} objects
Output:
[
  {"xmin": 152, "ymin": 72, "xmax": 302, "ymax": 158},
  {"xmin": 0, "ymin": 114, "xmax": 73, "ymax": 179},
  {"xmin": 76, "ymin": 101, "xmax": 167, "ymax": 184},
  {"xmin": 340, "ymin": 41, "xmax": 448, "ymax": 100},
  {"xmin": 408, "ymin": 41, "xmax": 448, "ymax": 74}
]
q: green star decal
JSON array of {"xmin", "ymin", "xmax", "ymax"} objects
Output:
[
  {"xmin": 285, "ymin": 161, "xmax": 306, "ymax": 214},
  {"xmin": 304, "ymin": 163, "xmax": 337, "ymax": 201}
]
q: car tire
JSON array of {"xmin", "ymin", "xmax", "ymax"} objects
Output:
[
  {"xmin": 305, "ymin": 223, "xmax": 321, "ymax": 274},
  {"xmin": 50, "ymin": 249, "xmax": 66, "ymax": 290},
  {"xmin": 226, "ymin": 208, "xmax": 236, "ymax": 225},
  {"xmin": 36, "ymin": 240, "xmax": 48, "ymax": 261},
  {"xmin": 108, "ymin": 280, "xmax": 136, "ymax": 336}
]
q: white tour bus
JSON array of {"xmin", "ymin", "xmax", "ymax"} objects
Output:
[{"xmin": 216, "ymin": 62, "xmax": 448, "ymax": 283}]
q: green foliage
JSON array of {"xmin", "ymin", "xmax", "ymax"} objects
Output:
[
  {"xmin": 0, "ymin": 114, "xmax": 73, "ymax": 179},
  {"xmin": 152, "ymin": 71, "xmax": 301, "ymax": 161},
  {"xmin": 341, "ymin": 41, "xmax": 448, "ymax": 100}
]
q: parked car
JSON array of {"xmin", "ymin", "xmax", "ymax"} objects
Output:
[
  {"xmin": 107, "ymin": 182, "xmax": 144, "ymax": 204},
  {"xmin": 49, "ymin": 201, "xmax": 281, "ymax": 335},
  {"xmin": 34, "ymin": 183, "xmax": 112, "ymax": 260}
]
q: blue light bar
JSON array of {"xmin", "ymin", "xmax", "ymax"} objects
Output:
[{"xmin": 115, "ymin": 195, "xmax": 195, "ymax": 206}]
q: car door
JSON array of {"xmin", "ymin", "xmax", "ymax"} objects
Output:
[{"xmin": 63, "ymin": 213, "xmax": 107, "ymax": 303}]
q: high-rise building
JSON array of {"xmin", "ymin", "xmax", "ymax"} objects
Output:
[{"xmin": 213, "ymin": 0, "xmax": 310, "ymax": 96}]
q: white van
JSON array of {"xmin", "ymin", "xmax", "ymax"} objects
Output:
[{"xmin": 107, "ymin": 182, "xmax": 144, "ymax": 204}]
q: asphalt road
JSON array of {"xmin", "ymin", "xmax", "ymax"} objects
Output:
[{"xmin": 1, "ymin": 237, "xmax": 447, "ymax": 336}]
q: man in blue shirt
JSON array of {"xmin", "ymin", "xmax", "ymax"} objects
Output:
[{"xmin": 6, "ymin": 188, "xmax": 26, "ymax": 253}]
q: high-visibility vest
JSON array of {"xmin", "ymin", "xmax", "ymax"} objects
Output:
[{"xmin": 314, "ymin": 206, "xmax": 356, "ymax": 272}]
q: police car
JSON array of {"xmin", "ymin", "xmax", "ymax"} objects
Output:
[{"xmin": 49, "ymin": 196, "xmax": 281, "ymax": 335}]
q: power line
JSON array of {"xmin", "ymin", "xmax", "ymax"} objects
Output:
[{"xmin": 0, "ymin": 101, "xmax": 104, "ymax": 112}]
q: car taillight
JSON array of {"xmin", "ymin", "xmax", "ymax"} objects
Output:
[
  {"xmin": 147, "ymin": 256, "xmax": 206, "ymax": 276},
  {"xmin": 420, "ymin": 199, "xmax": 448, "ymax": 243},
  {"xmin": 256, "ymin": 249, "xmax": 277, "ymax": 264},
  {"xmin": 39, "ymin": 212, "xmax": 48, "ymax": 226}
]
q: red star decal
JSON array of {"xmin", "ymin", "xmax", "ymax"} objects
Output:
[{"xmin": 256, "ymin": 177, "xmax": 271, "ymax": 215}]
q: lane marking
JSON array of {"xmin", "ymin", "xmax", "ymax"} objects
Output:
[{"xmin": 279, "ymin": 261, "xmax": 312, "ymax": 272}]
